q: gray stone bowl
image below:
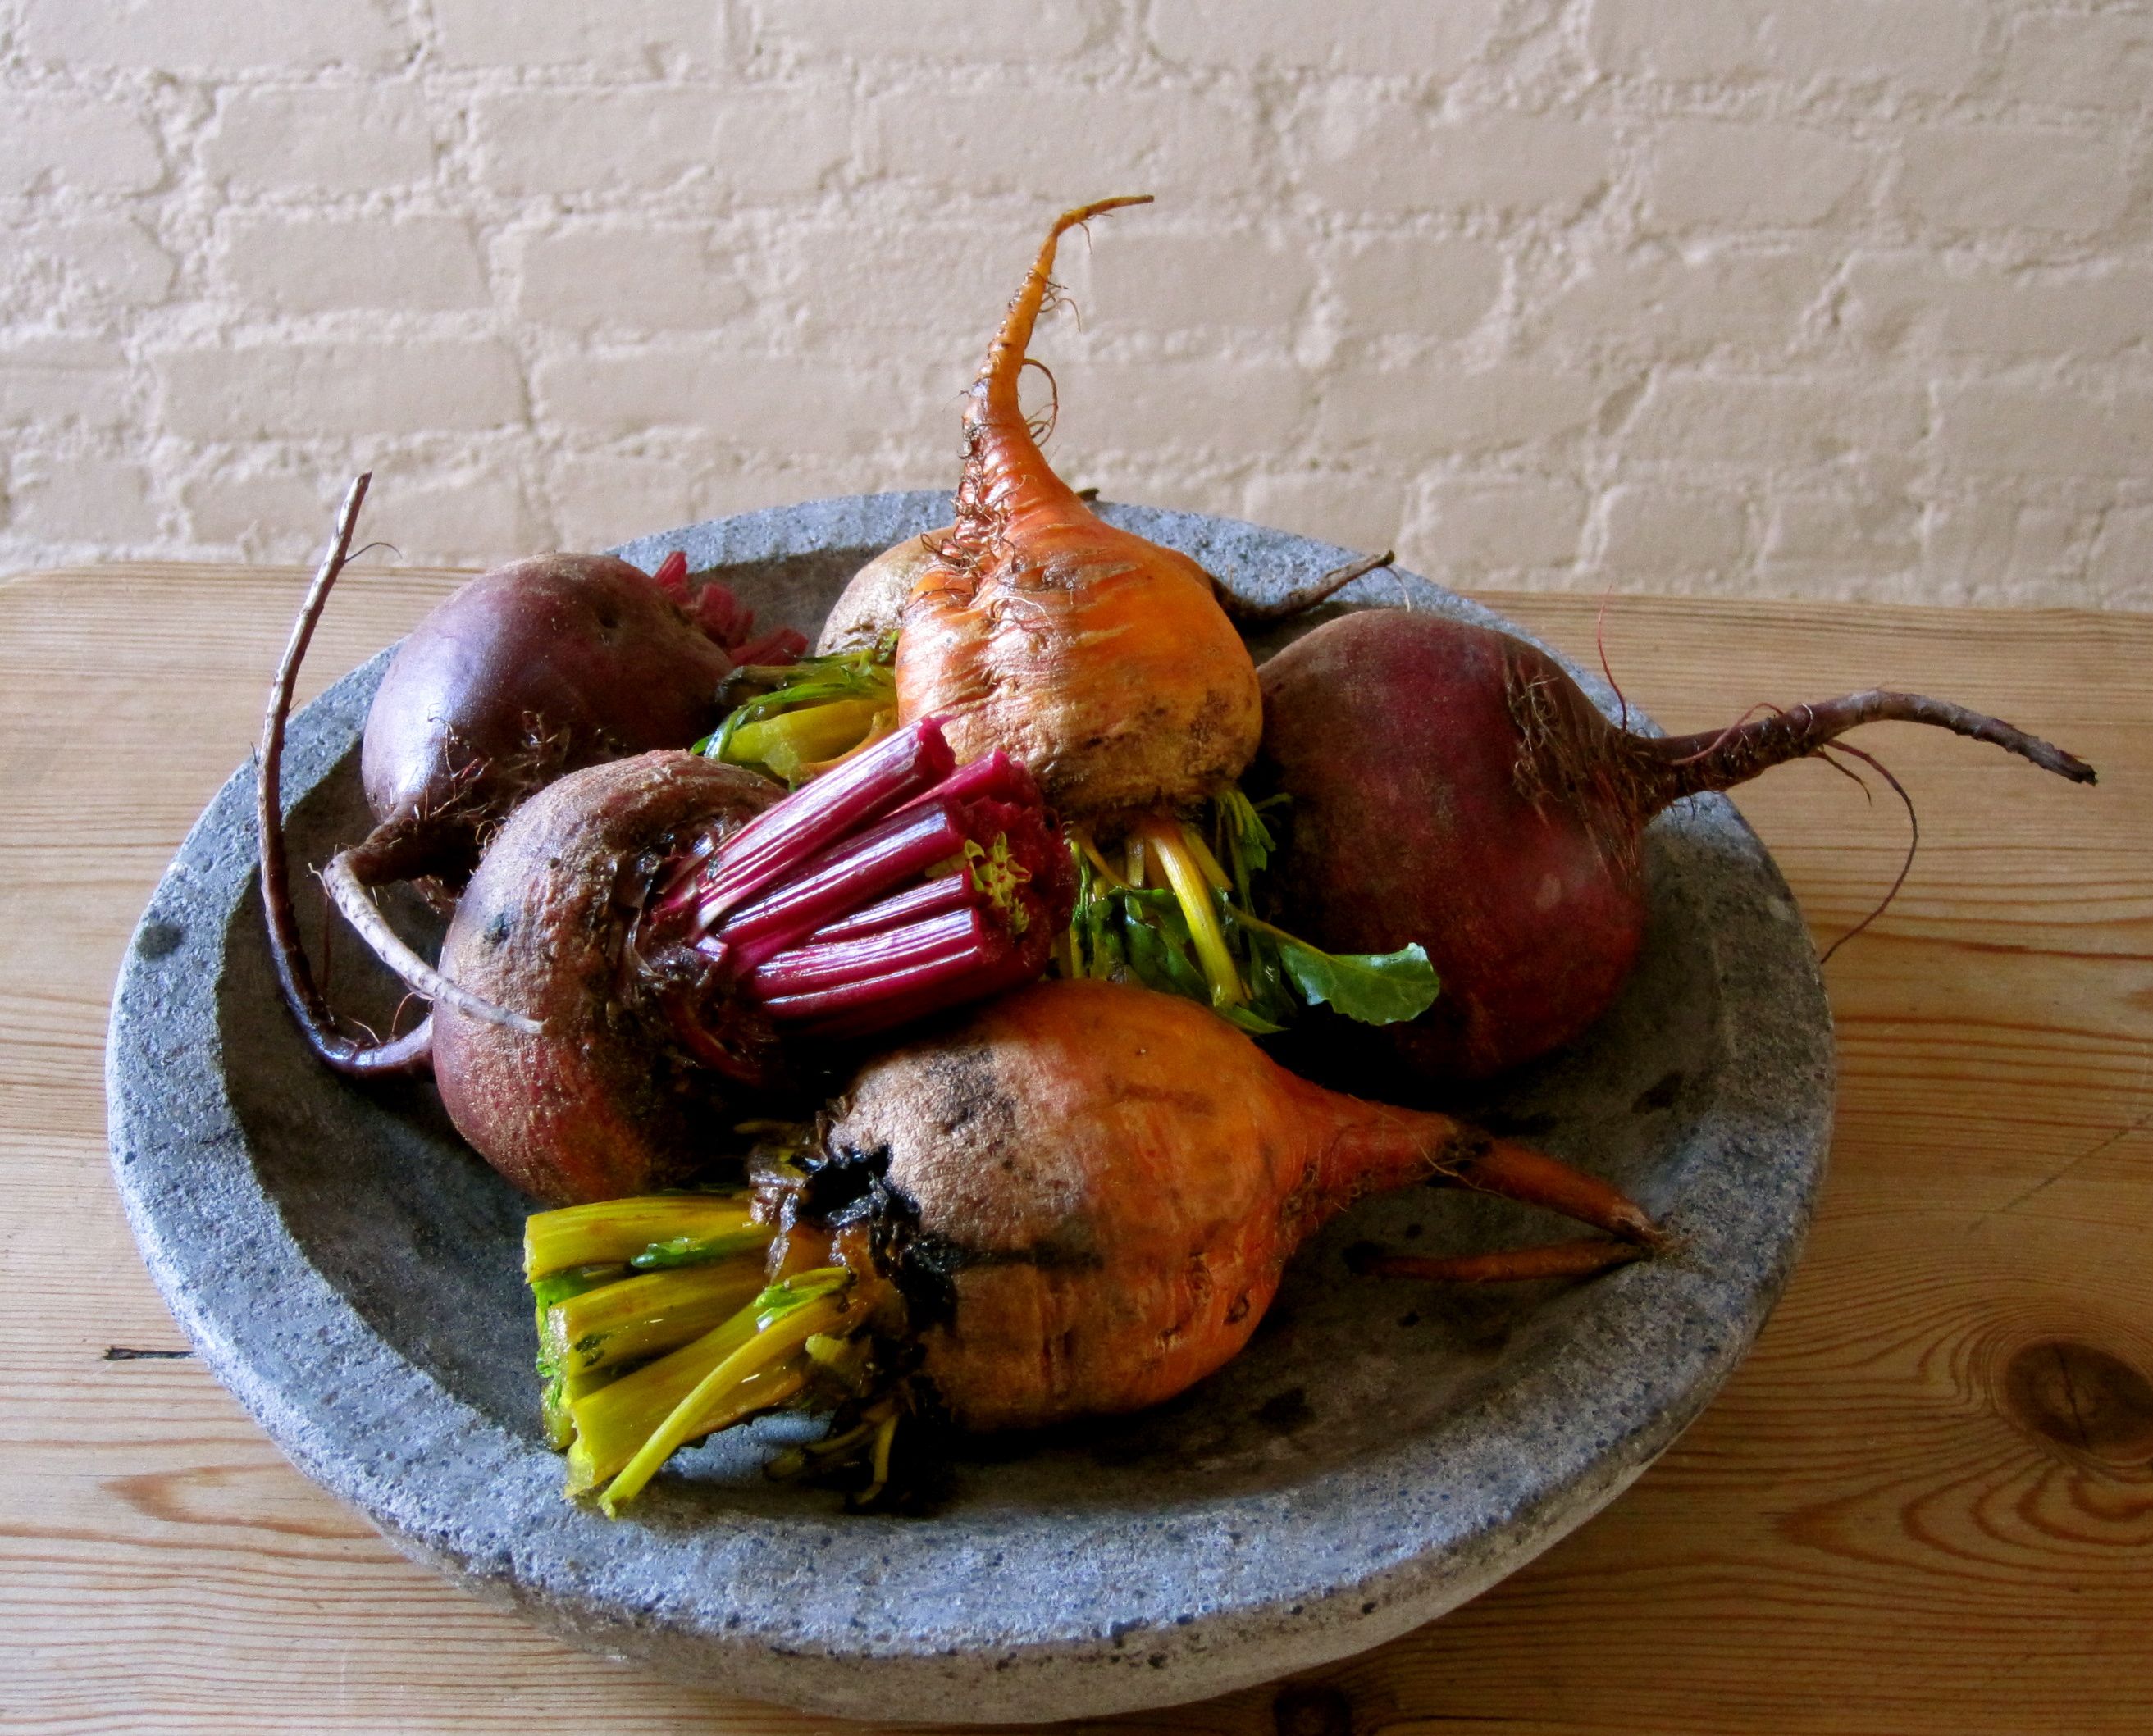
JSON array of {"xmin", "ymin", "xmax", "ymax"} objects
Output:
[{"xmin": 107, "ymin": 492, "xmax": 1832, "ymax": 1723}]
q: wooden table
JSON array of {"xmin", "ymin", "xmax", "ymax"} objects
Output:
[{"xmin": 6, "ymin": 563, "xmax": 2147, "ymax": 1735}]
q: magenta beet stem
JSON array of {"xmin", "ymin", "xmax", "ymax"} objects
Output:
[
  {"xmin": 649, "ymin": 549, "xmax": 690, "ymax": 599},
  {"xmin": 697, "ymin": 718, "xmax": 956, "ymax": 927},
  {"xmin": 888, "ymin": 748, "xmax": 1035, "ymax": 818},
  {"xmin": 782, "ymin": 941, "xmax": 1038, "ymax": 1041},
  {"xmin": 730, "ymin": 626, "xmax": 809, "ymax": 668},
  {"xmin": 760, "ymin": 932, "xmax": 998, "ymax": 1029},
  {"xmin": 808, "ymin": 873, "xmax": 976, "ymax": 944},
  {"xmin": 714, "ymin": 799, "xmax": 969, "ymax": 969},
  {"xmin": 645, "ymin": 830, "xmax": 723, "ymax": 926},
  {"xmin": 751, "ymin": 907, "xmax": 985, "ymax": 1000}
]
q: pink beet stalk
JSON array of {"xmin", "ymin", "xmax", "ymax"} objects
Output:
[
  {"xmin": 649, "ymin": 549, "xmax": 691, "ymax": 600},
  {"xmin": 730, "ymin": 626, "xmax": 809, "ymax": 668},
  {"xmin": 715, "ymin": 800, "xmax": 971, "ymax": 968},
  {"xmin": 751, "ymin": 908, "xmax": 987, "ymax": 999},
  {"xmin": 761, "ymin": 932, "xmax": 997, "ymax": 1026},
  {"xmin": 632, "ymin": 716, "xmax": 1078, "ymax": 1059},
  {"xmin": 807, "ymin": 873, "xmax": 978, "ymax": 944},
  {"xmin": 696, "ymin": 718, "xmax": 956, "ymax": 927},
  {"xmin": 887, "ymin": 748, "xmax": 1034, "ymax": 817},
  {"xmin": 783, "ymin": 942, "xmax": 1040, "ymax": 1040}
]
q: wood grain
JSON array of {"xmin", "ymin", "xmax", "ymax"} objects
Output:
[{"xmin": 3, "ymin": 563, "xmax": 2148, "ymax": 1734}]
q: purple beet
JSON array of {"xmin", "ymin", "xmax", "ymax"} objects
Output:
[
  {"xmin": 431, "ymin": 722, "xmax": 1074, "ymax": 1205},
  {"xmin": 260, "ymin": 476, "xmax": 764, "ymax": 1078},
  {"xmin": 354, "ymin": 549, "xmax": 738, "ymax": 888},
  {"xmin": 1256, "ymin": 608, "xmax": 2094, "ymax": 1084}
]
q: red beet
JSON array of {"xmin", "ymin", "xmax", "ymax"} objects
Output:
[
  {"xmin": 425, "ymin": 721, "xmax": 1074, "ymax": 1205},
  {"xmin": 260, "ymin": 476, "xmax": 781, "ymax": 1079},
  {"xmin": 433, "ymin": 753, "xmax": 779, "ymax": 1204},
  {"xmin": 1257, "ymin": 608, "xmax": 2095, "ymax": 1084},
  {"xmin": 355, "ymin": 549, "xmax": 737, "ymax": 889}
]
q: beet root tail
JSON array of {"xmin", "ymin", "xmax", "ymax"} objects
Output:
[
  {"xmin": 1313, "ymin": 1099, "xmax": 1664, "ymax": 1250},
  {"xmin": 949, "ymin": 196, "xmax": 1152, "ymax": 560},
  {"xmin": 257, "ymin": 474, "xmax": 435, "ymax": 1077},
  {"xmin": 1220, "ymin": 549, "xmax": 1395, "ymax": 627},
  {"xmin": 1349, "ymin": 1237, "xmax": 1650, "ymax": 1285},
  {"xmin": 1434, "ymin": 1136, "xmax": 1667, "ymax": 1249},
  {"xmin": 322, "ymin": 853, "xmax": 541, "ymax": 1036},
  {"xmin": 1647, "ymin": 689, "xmax": 2095, "ymax": 807}
]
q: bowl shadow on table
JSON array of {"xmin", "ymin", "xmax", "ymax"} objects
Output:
[{"xmin": 214, "ymin": 739, "xmax": 1730, "ymax": 1524}]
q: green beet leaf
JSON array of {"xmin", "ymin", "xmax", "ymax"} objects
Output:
[{"xmin": 1273, "ymin": 937, "xmax": 1439, "ymax": 1026}]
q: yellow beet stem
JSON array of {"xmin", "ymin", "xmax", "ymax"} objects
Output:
[
  {"xmin": 859, "ymin": 1409, "xmax": 901, "ymax": 1507},
  {"xmin": 564, "ymin": 1295, "xmax": 769, "ymax": 1492},
  {"xmin": 596, "ymin": 1361, "xmax": 810, "ymax": 1509},
  {"xmin": 599, "ymin": 1285, "xmax": 853, "ymax": 1513},
  {"xmin": 1179, "ymin": 821, "xmax": 1233, "ymax": 893},
  {"xmin": 545, "ymin": 1260, "xmax": 769, "ymax": 1375},
  {"xmin": 523, "ymin": 1195, "xmax": 761, "ymax": 1280},
  {"xmin": 1137, "ymin": 816, "xmax": 1243, "ymax": 1007},
  {"xmin": 798, "ymin": 708, "xmax": 896, "ymax": 780},
  {"xmin": 724, "ymin": 698, "xmax": 887, "ymax": 781},
  {"xmin": 543, "ymin": 1362, "xmax": 623, "ymax": 1451},
  {"xmin": 1074, "ymin": 827, "xmax": 1129, "ymax": 891}
]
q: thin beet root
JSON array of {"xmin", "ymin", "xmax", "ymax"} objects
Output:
[
  {"xmin": 1642, "ymin": 690, "xmax": 2093, "ymax": 796},
  {"xmin": 1218, "ymin": 549, "xmax": 1396, "ymax": 628},
  {"xmin": 1258, "ymin": 608, "xmax": 2095, "ymax": 1084},
  {"xmin": 257, "ymin": 474, "xmax": 435, "ymax": 1076},
  {"xmin": 1349, "ymin": 1237, "xmax": 1651, "ymax": 1285}
]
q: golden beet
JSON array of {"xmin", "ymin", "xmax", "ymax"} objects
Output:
[
  {"xmin": 828, "ymin": 979, "xmax": 1661, "ymax": 1432},
  {"xmin": 895, "ymin": 199, "xmax": 1262, "ymax": 826}
]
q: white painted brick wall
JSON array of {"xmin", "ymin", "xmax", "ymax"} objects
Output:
[{"xmin": 3, "ymin": 0, "xmax": 2149, "ymax": 610}]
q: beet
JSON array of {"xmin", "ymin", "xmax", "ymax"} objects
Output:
[
  {"xmin": 819, "ymin": 978, "xmax": 1658, "ymax": 1435},
  {"xmin": 536, "ymin": 977, "xmax": 1665, "ymax": 1508},
  {"xmin": 259, "ymin": 476, "xmax": 760, "ymax": 1080},
  {"xmin": 893, "ymin": 198, "xmax": 1266, "ymax": 826},
  {"xmin": 355, "ymin": 550, "xmax": 737, "ymax": 889},
  {"xmin": 816, "ymin": 530, "xmax": 943, "ymax": 655},
  {"xmin": 432, "ymin": 753, "xmax": 778, "ymax": 1205},
  {"xmin": 1257, "ymin": 608, "xmax": 2096, "ymax": 1085},
  {"xmin": 419, "ymin": 722, "xmax": 1075, "ymax": 1205}
]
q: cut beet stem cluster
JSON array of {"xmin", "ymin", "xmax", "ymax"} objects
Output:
[
  {"xmin": 524, "ymin": 1191, "xmax": 869, "ymax": 1513},
  {"xmin": 642, "ymin": 717, "xmax": 1074, "ymax": 1045}
]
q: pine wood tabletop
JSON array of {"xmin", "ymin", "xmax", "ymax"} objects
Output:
[{"xmin": 4, "ymin": 562, "xmax": 2147, "ymax": 1735}]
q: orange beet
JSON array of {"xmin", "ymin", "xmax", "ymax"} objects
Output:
[
  {"xmin": 894, "ymin": 199, "xmax": 1261, "ymax": 826},
  {"xmin": 820, "ymin": 979, "xmax": 1660, "ymax": 1432}
]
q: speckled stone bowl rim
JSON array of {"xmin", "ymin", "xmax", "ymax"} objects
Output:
[{"xmin": 107, "ymin": 492, "xmax": 1833, "ymax": 1722}]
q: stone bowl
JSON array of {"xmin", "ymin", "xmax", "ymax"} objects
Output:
[{"xmin": 106, "ymin": 492, "xmax": 1832, "ymax": 1723}]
